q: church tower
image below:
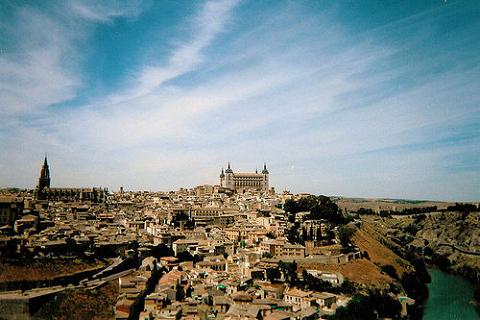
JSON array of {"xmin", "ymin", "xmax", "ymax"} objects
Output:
[
  {"xmin": 35, "ymin": 156, "xmax": 50, "ymax": 200},
  {"xmin": 219, "ymin": 168, "xmax": 225, "ymax": 187},
  {"xmin": 224, "ymin": 162, "xmax": 234, "ymax": 190},
  {"xmin": 262, "ymin": 163, "xmax": 269, "ymax": 192}
]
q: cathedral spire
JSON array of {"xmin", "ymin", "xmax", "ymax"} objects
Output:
[{"xmin": 38, "ymin": 155, "xmax": 51, "ymax": 190}]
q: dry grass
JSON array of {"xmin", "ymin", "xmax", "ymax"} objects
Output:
[
  {"xmin": 300, "ymin": 259, "xmax": 392, "ymax": 287},
  {"xmin": 336, "ymin": 198, "xmax": 452, "ymax": 213},
  {"xmin": 0, "ymin": 259, "xmax": 105, "ymax": 282},
  {"xmin": 32, "ymin": 280, "xmax": 119, "ymax": 320},
  {"xmin": 299, "ymin": 222, "xmax": 412, "ymax": 287},
  {"xmin": 352, "ymin": 223, "xmax": 411, "ymax": 276}
]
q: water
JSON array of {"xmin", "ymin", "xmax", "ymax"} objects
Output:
[{"xmin": 423, "ymin": 268, "xmax": 479, "ymax": 320}]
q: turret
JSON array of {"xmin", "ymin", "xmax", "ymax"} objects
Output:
[
  {"xmin": 219, "ymin": 168, "xmax": 225, "ymax": 187},
  {"xmin": 225, "ymin": 162, "xmax": 233, "ymax": 174},
  {"xmin": 262, "ymin": 163, "xmax": 269, "ymax": 192},
  {"xmin": 224, "ymin": 162, "xmax": 234, "ymax": 190},
  {"xmin": 262, "ymin": 163, "xmax": 269, "ymax": 174}
]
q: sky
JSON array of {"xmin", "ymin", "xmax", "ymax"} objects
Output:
[{"xmin": 0, "ymin": 0, "xmax": 479, "ymax": 201}]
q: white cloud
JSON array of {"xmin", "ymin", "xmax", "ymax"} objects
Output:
[
  {"xmin": 113, "ymin": 0, "xmax": 241, "ymax": 101},
  {"xmin": 0, "ymin": 8, "xmax": 79, "ymax": 116},
  {"xmin": 69, "ymin": 1, "xmax": 145, "ymax": 22},
  {"xmin": 1, "ymin": 1, "xmax": 478, "ymax": 201},
  {"xmin": 0, "ymin": 1, "xmax": 147, "ymax": 117}
]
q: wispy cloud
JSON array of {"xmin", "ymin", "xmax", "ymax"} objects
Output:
[
  {"xmin": 0, "ymin": 1, "xmax": 147, "ymax": 117},
  {"xmin": 0, "ymin": 1, "xmax": 478, "ymax": 200},
  {"xmin": 116, "ymin": 0, "xmax": 240, "ymax": 100},
  {"xmin": 0, "ymin": 7, "xmax": 79, "ymax": 116},
  {"xmin": 69, "ymin": 1, "xmax": 145, "ymax": 22}
]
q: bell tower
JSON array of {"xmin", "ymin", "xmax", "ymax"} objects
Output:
[
  {"xmin": 225, "ymin": 162, "xmax": 234, "ymax": 190},
  {"xmin": 262, "ymin": 163, "xmax": 269, "ymax": 192},
  {"xmin": 219, "ymin": 168, "xmax": 225, "ymax": 187}
]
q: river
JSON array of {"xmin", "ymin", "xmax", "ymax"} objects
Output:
[{"xmin": 423, "ymin": 268, "xmax": 479, "ymax": 319}]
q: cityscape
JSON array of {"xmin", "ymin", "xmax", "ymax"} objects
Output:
[
  {"xmin": 1, "ymin": 1, "xmax": 479, "ymax": 320},
  {"xmin": 0, "ymin": 157, "xmax": 479, "ymax": 319}
]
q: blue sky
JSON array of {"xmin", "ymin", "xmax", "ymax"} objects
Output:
[{"xmin": 0, "ymin": 0, "xmax": 479, "ymax": 201}]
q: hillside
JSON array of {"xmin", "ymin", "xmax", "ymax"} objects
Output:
[
  {"xmin": 0, "ymin": 259, "xmax": 106, "ymax": 282},
  {"xmin": 300, "ymin": 222, "xmax": 412, "ymax": 288},
  {"xmin": 336, "ymin": 197, "xmax": 453, "ymax": 213},
  {"xmin": 352, "ymin": 222, "xmax": 411, "ymax": 277},
  {"xmin": 364, "ymin": 211, "xmax": 480, "ymax": 280}
]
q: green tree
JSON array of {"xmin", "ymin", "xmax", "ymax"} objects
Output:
[
  {"xmin": 177, "ymin": 251, "xmax": 194, "ymax": 262},
  {"xmin": 380, "ymin": 264, "xmax": 398, "ymax": 279},
  {"xmin": 266, "ymin": 267, "xmax": 281, "ymax": 283},
  {"xmin": 338, "ymin": 225, "xmax": 356, "ymax": 247},
  {"xmin": 279, "ymin": 261, "xmax": 298, "ymax": 286},
  {"xmin": 176, "ymin": 283, "xmax": 185, "ymax": 301},
  {"xmin": 265, "ymin": 232, "xmax": 276, "ymax": 239},
  {"xmin": 284, "ymin": 199, "xmax": 298, "ymax": 214},
  {"xmin": 327, "ymin": 290, "xmax": 401, "ymax": 320}
]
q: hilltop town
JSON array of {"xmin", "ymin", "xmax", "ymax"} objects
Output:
[{"xmin": 1, "ymin": 158, "xmax": 477, "ymax": 320}]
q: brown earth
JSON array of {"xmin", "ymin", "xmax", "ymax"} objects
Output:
[
  {"xmin": 32, "ymin": 280, "xmax": 119, "ymax": 320},
  {"xmin": 0, "ymin": 259, "xmax": 106, "ymax": 282},
  {"xmin": 299, "ymin": 259, "xmax": 393, "ymax": 287},
  {"xmin": 352, "ymin": 222, "xmax": 411, "ymax": 276},
  {"xmin": 336, "ymin": 198, "xmax": 452, "ymax": 213},
  {"xmin": 299, "ymin": 221, "xmax": 412, "ymax": 287}
]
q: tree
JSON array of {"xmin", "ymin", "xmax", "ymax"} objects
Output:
[
  {"xmin": 302, "ymin": 270, "xmax": 333, "ymax": 292},
  {"xmin": 284, "ymin": 199, "xmax": 298, "ymax": 214},
  {"xmin": 262, "ymin": 252, "xmax": 273, "ymax": 259},
  {"xmin": 151, "ymin": 243, "xmax": 174, "ymax": 258},
  {"xmin": 363, "ymin": 251, "xmax": 370, "ymax": 260},
  {"xmin": 287, "ymin": 222, "xmax": 302, "ymax": 244},
  {"xmin": 404, "ymin": 224, "xmax": 419, "ymax": 236},
  {"xmin": 265, "ymin": 232, "xmax": 276, "ymax": 239},
  {"xmin": 327, "ymin": 290, "xmax": 401, "ymax": 320},
  {"xmin": 308, "ymin": 199, "xmax": 342, "ymax": 223},
  {"xmin": 338, "ymin": 225, "xmax": 356, "ymax": 247},
  {"xmin": 338, "ymin": 279, "xmax": 356, "ymax": 295},
  {"xmin": 279, "ymin": 261, "xmax": 298, "ymax": 286},
  {"xmin": 177, "ymin": 251, "xmax": 194, "ymax": 262},
  {"xmin": 176, "ymin": 283, "xmax": 185, "ymax": 301},
  {"xmin": 184, "ymin": 218, "xmax": 195, "ymax": 230},
  {"xmin": 266, "ymin": 267, "xmax": 281, "ymax": 283},
  {"xmin": 380, "ymin": 264, "xmax": 398, "ymax": 279}
]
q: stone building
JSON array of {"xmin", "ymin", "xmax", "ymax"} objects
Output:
[
  {"xmin": 0, "ymin": 197, "xmax": 24, "ymax": 226},
  {"xmin": 219, "ymin": 163, "xmax": 269, "ymax": 193},
  {"xmin": 34, "ymin": 156, "xmax": 107, "ymax": 204}
]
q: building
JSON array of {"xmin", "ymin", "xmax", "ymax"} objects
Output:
[
  {"xmin": 34, "ymin": 156, "xmax": 108, "ymax": 204},
  {"xmin": 260, "ymin": 238, "xmax": 305, "ymax": 258},
  {"xmin": 219, "ymin": 163, "xmax": 269, "ymax": 193},
  {"xmin": 0, "ymin": 197, "xmax": 24, "ymax": 226},
  {"xmin": 283, "ymin": 288, "xmax": 314, "ymax": 311}
]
